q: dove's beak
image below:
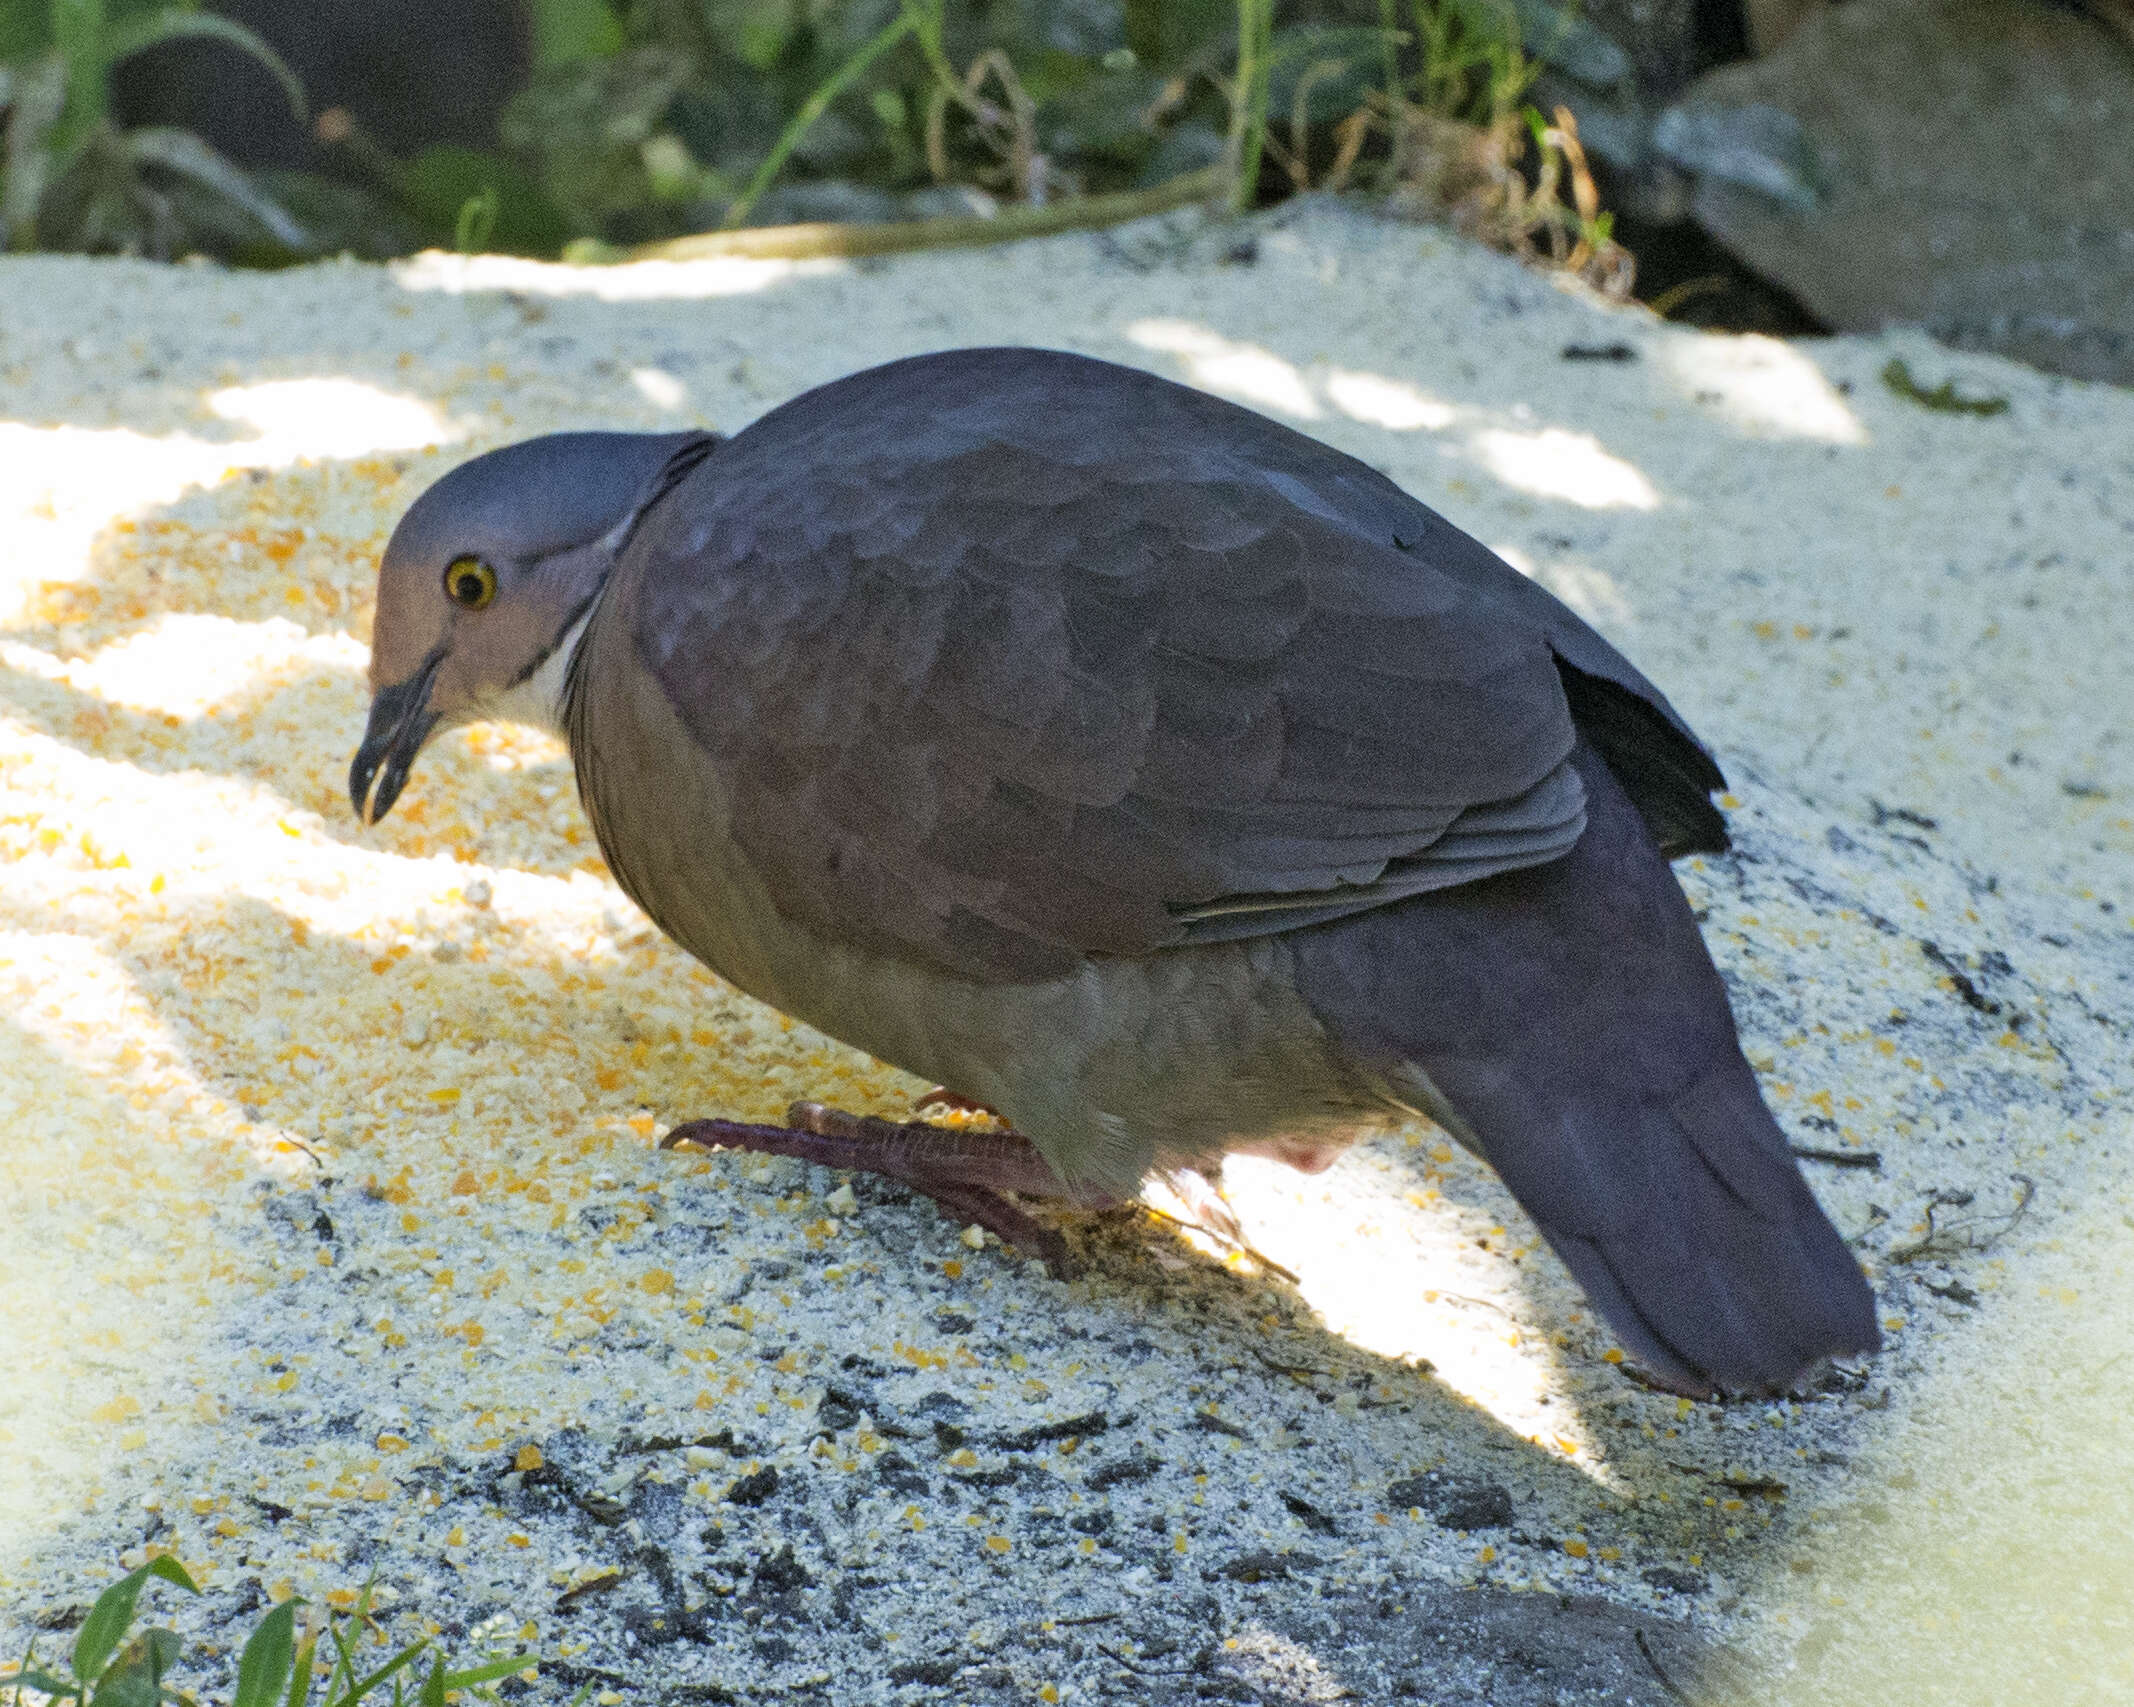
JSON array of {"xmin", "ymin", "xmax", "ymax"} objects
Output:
[{"xmin": 350, "ymin": 652, "xmax": 442, "ymax": 826}]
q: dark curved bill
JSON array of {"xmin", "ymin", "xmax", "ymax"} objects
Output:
[{"xmin": 350, "ymin": 656, "xmax": 442, "ymax": 826}]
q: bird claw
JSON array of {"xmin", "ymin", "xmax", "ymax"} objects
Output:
[{"xmin": 661, "ymin": 1105, "xmax": 1084, "ymax": 1275}]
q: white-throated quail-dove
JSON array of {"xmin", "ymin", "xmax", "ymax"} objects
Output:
[{"xmin": 352, "ymin": 347, "xmax": 1880, "ymax": 1396}]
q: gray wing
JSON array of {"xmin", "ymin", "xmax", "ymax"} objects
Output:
[{"xmin": 615, "ymin": 349, "xmax": 1703, "ymax": 982}]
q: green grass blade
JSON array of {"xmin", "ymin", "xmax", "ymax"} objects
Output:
[
  {"xmin": 1378, "ymin": 0, "xmax": 1407, "ymax": 108},
  {"xmin": 142, "ymin": 1561, "xmax": 198, "ymax": 1593},
  {"xmin": 3, "ymin": 1669, "xmax": 77, "ymax": 1704},
  {"xmin": 453, "ymin": 184, "xmax": 498, "ymax": 253},
  {"xmin": 329, "ymin": 1641, "xmax": 428, "ymax": 1705},
  {"xmin": 72, "ymin": 1562, "xmax": 196, "ymax": 1687},
  {"xmin": 87, "ymin": 1628, "xmax": 181, "ymax": 1707},
  {"xmin": 50, "ymin": 0, "xmax": 106, "ymax": 153},
  {"xmin": 284, "ymin": 1633, "xmax": 319, "ymax": 1707},
  {"xmin": 1, "ymin": 54, "xmax": 67, "ymax": 251},
  {"xmin": 435, "ymin": 1656, "xmax": 532, "ymax": 1689},
  {"xmin": 99, "ymin": 10, "xmax": 307, "ymax": 124},
  {"xmin": 232, "ymin": 1601, "xmax": 302, "ymax": 1707},
  {"xmin": 721, "ymin": 6, "xmax": 917, "ymax": 228},
  {"xmin": 1229, "ymin": 0, "xmax": 1273, "ymax": 211},
  {"xmin": 898, "ymin": 0, "xmax": 957, "ymax": 97}
]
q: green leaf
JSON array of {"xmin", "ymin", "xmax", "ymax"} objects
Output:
[
  {"xmin": 50, "ymin": 0, "xmax": 106, "ymax": 151},
  {"xmin": 233, "ymin": 1601, "xmax": 301, "ymax": 1707},
  {"xmin": 124, "ymin": 124, "xmax": 311, "ymax": 248},
  {"xmin": 1261, "ymin": 22, "xmax": 1404, "ymax": 73},
  {"xmin": 397, "ymin": 146, "xmax": 568, "ymax": 254},
  {"xmin": 73, "ymin": 1562, "xmax": 196, "ymax": 1686},
  {"xmin": 1126, "ymin": 0, "xmax": 1232, "ymax": 69},
  {"xmin": 0, "ymin": 0, "xmax": 53, "ymax": 63},
  {"xmin": 99, "ymin": 10, "xmax": 307, "ymax": 123},
  {"xmin": 87, "ymin": 1629, "xmax": 180, "ymax": 1707},
  {"xmin": 417, "ymin": 1656, "xmax": 444, "ymax": 1707},
  {"xmin": 526, "ymin": 0, "xmax": 622, "ymax": 69},
  {"xmin": 2, "ymin": 1668, "xmax": 78, "ymax": 1703}
]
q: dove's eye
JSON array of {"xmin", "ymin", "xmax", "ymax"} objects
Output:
[{"xmin": 444, "ymin": 556, "xmax": 497, "ymax": 609}]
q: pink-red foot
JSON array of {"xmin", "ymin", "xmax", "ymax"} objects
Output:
[{"xmin": 661, "ymin": 1100, "xmax": 1114, "ymax": 1274}]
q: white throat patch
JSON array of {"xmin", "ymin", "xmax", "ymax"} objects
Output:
[{"xmin": 477, "ymin": 610, "xmax": 589, "ymax": 739}]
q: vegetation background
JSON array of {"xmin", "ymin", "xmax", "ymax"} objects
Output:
[{"xmin": 0, "ymin": 0, "xmax": 1641, "ymax": 288}]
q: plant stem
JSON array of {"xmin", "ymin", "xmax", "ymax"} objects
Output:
[
  {"xmin": 1379, "ymin": 0, "xmax": 1404, "ymax": 111},
  {"xmin": 1229, "ymin": 0, "xmax": 1273, "ymax": 213},
  {"xmin": 617, "ymin": 165, "xmax": 1223, "ymax": 262},
  {"xmin": 723, "ymin": 7, "xmax": 919, "ymax": 229}
]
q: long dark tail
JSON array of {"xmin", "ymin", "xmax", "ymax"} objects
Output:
[{"xmin": 1291, "ymin": 740, "xmax": 1880, "ymax": 1395}]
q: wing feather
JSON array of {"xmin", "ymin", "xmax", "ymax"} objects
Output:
[{"xmin": 609, "ymin": 349, "xmax": 1714, "ymax": 981}]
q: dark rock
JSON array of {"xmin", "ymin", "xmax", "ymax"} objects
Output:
[
  {"xmin": 110, "ymin": 0, "xmax": 525, "ymax": 170},
  {"xmin": 815, "ymin": 1384, "xmax": 865, "ymax": 1434},
  {"xmin": 618, "ymin": 1603, "xmax": 690, "ymax": 1647},
  {"xmin": 1569, "ymin": 0, "xmax": 1698, "ymax": 94},
  {"xmin": 1674, "ymin": 0, "xmax": 2134, "ymax": 385},
  {"xmin": 1235, "ymin": 1582, "xmax": 1708, "ymax": 1705},
  {"xmin": 1279, "ymin": 1491, "xmax": 1339, "ymax": 1535},
  {"xmin": 889, "ymin": 1657, "xmax": 962, "ymax": 1686},
  {"xmin": 1386, "ymin": 1469, "xmax": 1516, "ymax": 1530},
  {"xmin": 914, "ymin": 1389, "xmax": 967, "ymax": 1416},
  {"xmin": 1217, "ymin": 1549, "xmax": 1318, "ymax": 1583},
  {"xmin": 873, "ymin": 1450, "xmax": 930, "ymax": 1497},
  {"xmin": 1086, "ymin": 1451, "xmax": 1162, "ymax": 1490},
  {"xmin": 996, "ymin": 1409, "xmax": 1109, "ymax": 1452},
  {"xmin": 753, "ymin": 1543, "xmax": 813, "ymax": 1594},
  {"xmin": 951, "ymin": 1466, "xmax": 1025, "ymax": 1489},
  {"xmin": 745, "ymin": 179, "xmax": 898, "ymax": 229},
  {"xmin": 723, "ymin": 1466, "xmax": 780, "ymax": 1507}
]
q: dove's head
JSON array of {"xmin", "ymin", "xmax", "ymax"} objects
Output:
[{"xmin": 351, "ymin": 430, "xmax": 712, "ymax": 825}]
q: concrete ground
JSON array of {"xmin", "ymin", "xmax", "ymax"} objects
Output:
[{"xmin": 1, "ymin": 197, "xmax": 2128, "ymax": 1704}]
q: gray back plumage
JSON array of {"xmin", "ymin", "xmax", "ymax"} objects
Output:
[{"xmin": 588, "ymin": 348, "xmax": 1722, "ymax": 984}]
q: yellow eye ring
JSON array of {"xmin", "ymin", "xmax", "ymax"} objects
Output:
[{"xmin": 444, "ymin": 556, "xmax": 497, "ymax": 610}]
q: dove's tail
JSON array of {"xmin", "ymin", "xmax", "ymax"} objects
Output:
[{"xmin": 1291, "ymin": 739, "xmax": 1880, "ymax": 1395}]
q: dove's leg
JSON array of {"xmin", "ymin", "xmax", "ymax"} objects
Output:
[{"xmin": 661, "ymin": 1101, "xmax": 1116, "ymax": 1272}]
